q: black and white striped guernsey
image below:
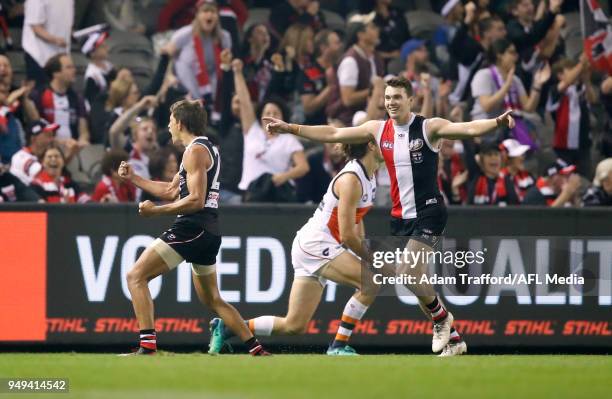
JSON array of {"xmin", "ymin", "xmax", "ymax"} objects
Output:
[{"xmin": 176, "ymin": 136, "xmax": 220, "ymax": 235}]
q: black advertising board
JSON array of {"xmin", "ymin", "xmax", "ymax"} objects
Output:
[{"xmin": 0, "ymin": 204, "xmax": 610, "ymax": 348}]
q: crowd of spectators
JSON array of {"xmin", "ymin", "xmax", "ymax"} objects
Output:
[{"xmin": 0, "ymin": 0, "xmax": 610, "ymax": 207}]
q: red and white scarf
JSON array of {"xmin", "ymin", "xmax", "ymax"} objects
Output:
[{"xmin": 193, "ymin": 34, "xmax": 222, "ymax": 98}]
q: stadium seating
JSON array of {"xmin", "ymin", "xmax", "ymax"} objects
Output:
[
  {"xmin": 321, "ymin": 10, "xmax": 346, "ymax": 33},
  {"xmin": 405, "ymin": 10, "xmax": 444, "ymax": 40},
  {"xmin": 243, "ymin": 8, "xmax": 270, "ymax": 32}
]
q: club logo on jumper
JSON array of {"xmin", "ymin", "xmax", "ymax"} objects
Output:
[
  {"xmin": 411, "ymin": 151, "xmax": 423, "ymax": 163},
  {"xmin": 167, "ymin": 233, "xmax": 176, "ymax": 240},
  {"xmin": 409, "ymin": 138, "xmax": 424, "ymax": 151},
  {"xmin": 322, "ymin": 248, "xmax": 330, "ymax": 257}
]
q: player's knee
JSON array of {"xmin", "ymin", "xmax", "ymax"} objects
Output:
[
  {"xmin": 284, "ymin": 321, "xmax": 308, "ymax": 335},
  {"xmin": 126, "ymin": 268, "xmax": 144, "ymax": 286}
]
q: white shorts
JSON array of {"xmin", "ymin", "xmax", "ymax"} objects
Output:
[{"xmin": 291, "ymin": 229, "xmax": 346, "ymax": 286}]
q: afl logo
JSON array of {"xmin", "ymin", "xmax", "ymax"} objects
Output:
[
  {"xmin": 381, "ymin": 141, "xmax": 393, "ymax": 150},
  {"xmin": 409, "ymin": 138, "xmax": 424, "ymax": 151}
]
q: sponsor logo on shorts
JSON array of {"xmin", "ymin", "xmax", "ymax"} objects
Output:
[
  {"xmin": 167, "ymin": 234, "xmax": 176, "ymax": 240},
  {"xmin": 409, "ymin": 138, "xmax": 424, "ymax": 151},
  {"xmin": 426, "ymin": 198, "xmax": 438, "ymax": 205},
  {"xmin": 322, "ymin": 248, "xmax": 330, "ymax": 257}
]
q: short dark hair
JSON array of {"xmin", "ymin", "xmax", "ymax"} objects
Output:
[
  {"xmin": 342, "ymin": 138, "xmax": 375, "ymax": 160},
  {"xmin": 44, "ymin": 53, "xmax": 67, "ymax": 80},
  {"xmin": 479, "ymin": 142, "xmax": 501, "ymax": 156},
  {"xmin": 552, "ymin": 58, "xmax": 576, "ymax": 77},
  {"xmin": 385, "ymin": 77, "xmax": 413, "ymax": 97},
  {"xmin": 170, "ymin": 99, "xmax": 208, "ymax": 135},
  {"xmin": 148, "ymin": 146, "xmax": 181, "ymax": 180},
  {"xmin": 256, "ymin": 96, "xmax": 290, "ymax": 122},
  {"xmin": 487, "ymin": 38, "xmax": 513, "ymax": 64},
  {"xmin": 346, "ymin": 21, "xmax": 367, "ymax": 48},
  {"xmin": 479, "ymin": 16, "xmax": 503, "ymax": 35},
  {"xmin": 101, "ymin": 150, "xmax": 128, "ymax": 177},
  {"xmin": 510, "ymin": 0, "xmax": 530, "ymax": 11}
]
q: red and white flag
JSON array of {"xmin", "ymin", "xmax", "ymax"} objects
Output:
[{"xmin": 582, "ymin": 0, "xmax": 612, "ymax": 74}]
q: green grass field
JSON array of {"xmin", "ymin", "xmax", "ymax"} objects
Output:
[{"xmin": 0, "ymin": 353, "xmax": 610, "ymax": 399}]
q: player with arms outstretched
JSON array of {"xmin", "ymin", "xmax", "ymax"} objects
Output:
[
  {"xmin": 209, "ymin": 140, "xmax": 382, "ymax": 355},
  {"xmin": 263, "ymin": 77, "xmax": 515, "ymax": 356},
  {"xmin": 118, "ymin": 100, "xmax": 269, "ymax": 356}
]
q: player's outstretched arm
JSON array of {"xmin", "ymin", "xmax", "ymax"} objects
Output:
[
  {"xmin": 427, "ymin": 110, "xmax": 515, "ymax": 141},
  {"xmin": 140, "ymin": 146, "xmax": 208, "ymax": 217},
  {"xmin": 263, "ymin": 117, "xmax": 380, "ymax": 144},
  {"xmin": 336, "ymin": 173, "xmax": 370, "ymax": 262},
  {"xmin": 118, "ymin": 161, "xmax": 179, "ymax": 201}
]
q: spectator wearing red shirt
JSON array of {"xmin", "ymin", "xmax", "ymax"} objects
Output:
[
  {"xmin": 298, "ymin": 29, "xmax": 343, "ymax": 125},
  {"xmin": 523, "ymin": 158, "xmax": 581, "ymax": 207},
  {"xmin": 31, "ymin": 144, "xmax": 87, "ymax": 203},
  {"xmin": 464, "ymin": 141, "xmax": 519, "ymax": 206},
  {"xmin": 547, "ymin": 57, "xmax": 598, "ymax": 175},
  {"xmin": 92, "ymin": 150, "xmax": 136, "ymax": 203},
  {"xmin": 499, "ymin": 138, "xmax": 534, "ymax": 201},
  {"xmin": 437, "ymin": 139, "xmax": 467, "ymax": 205},
  {"xmin": 31, "ymin": 53, "xmax": 90, "ymax": 158}
]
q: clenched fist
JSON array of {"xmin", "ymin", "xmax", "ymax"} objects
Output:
[{"xmin": 118, "ymin": 161, "xmax": 134, "ymax": 181}]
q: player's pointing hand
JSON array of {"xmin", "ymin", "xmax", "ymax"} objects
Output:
[
  {"xmin": 262, "ymin": 116, "xmax": 293, "ymax": 135},
  {"xmin": 496, "ymin": 110, "xmax": 515, "ymax": 129}
]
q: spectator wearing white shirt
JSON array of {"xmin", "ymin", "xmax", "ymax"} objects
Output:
[
  {"xmin": 22, "ymin": 0, "xmax": 74, "ymax": 87},
  {"xmin": 10, "ymin": 119, "xmax": 57, "ymax": 185},
  {"xmin": 232, "ymin": 58, "xmax": 309, "ymax": 202}
]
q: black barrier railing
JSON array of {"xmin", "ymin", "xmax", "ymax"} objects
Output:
[{"xmin": 0, "ymin": 204, "xmax": 610, "ymax": 349}]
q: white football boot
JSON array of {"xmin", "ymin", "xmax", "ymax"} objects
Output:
[
  {"xmin": 438, "ymin": 340, "xmax": 468, "ymax": 357},
  {"xmin": 432, "ymin": 311, "xmax": 454, "ymax": 352}
]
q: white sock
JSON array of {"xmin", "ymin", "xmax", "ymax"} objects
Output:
[
  {"xmin": 248, "ymin": 316, "xmax": 275, "ymax": 336},
  {"xmin": 344, "ymin": 296, "xmax": 368, "ymax": 320}
]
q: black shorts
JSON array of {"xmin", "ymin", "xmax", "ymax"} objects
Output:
[
  {"xmin": 159, "ymin": 220, "xmax": 221, "ymax": 265},
  {"xmin": 390, "ymin": 205, "xmax": 448, "ymax": 248}
]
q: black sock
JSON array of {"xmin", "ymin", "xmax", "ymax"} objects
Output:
[
  {"xmin": 245, "ymin": 337, "xmax": 264, "ymax": 355},
  {"xmin": 425, "ymin": 297, "xmax": 439, "ymax": 310}
]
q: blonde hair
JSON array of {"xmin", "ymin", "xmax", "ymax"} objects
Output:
[
  {"xmin": 593, "ymin": 158, "xmax": 612, "ymax": 187},
  {"xmin": 279, "ymin": 24, "xmax": 314, "ymax": 64},
  {"xmin": 106, "ymin": 78, "xmax": 134, "ymax": 110}
]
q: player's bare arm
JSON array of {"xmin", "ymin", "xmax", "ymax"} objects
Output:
[
  {"xmin": 118, "ymin": 162, "xmax": 180, "ymax": 201},
  {"xmin": 263, "ymin": 117, "xmax": 381, "ymax": 145},
  {"xmin": 335, "ymin": 173, "xmax": 369, "ymax": 261},
  {"xmin": 138, "ymin": 145, "xmax": 210, "ymax": 217},
  {"xmin": 426, "ymin": 110, "xmax": 515, "ymax": 143}
]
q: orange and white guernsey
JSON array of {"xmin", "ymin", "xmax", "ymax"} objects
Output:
[{"xmin": 299, "ymin": 159, "xmax": 376, "ymax": 244}]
